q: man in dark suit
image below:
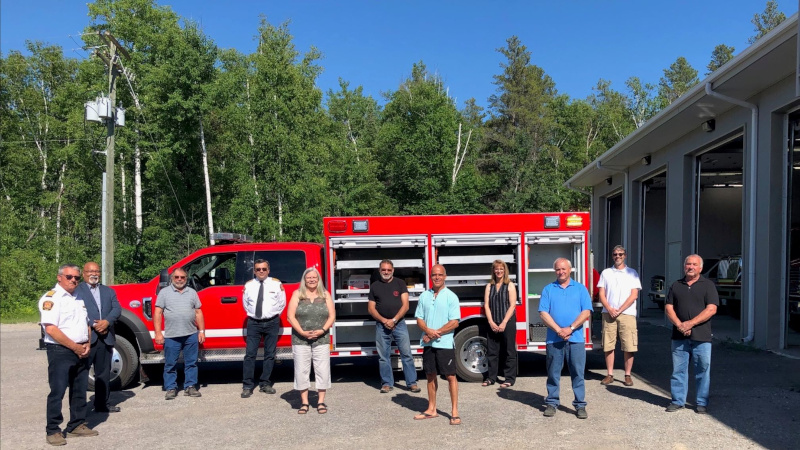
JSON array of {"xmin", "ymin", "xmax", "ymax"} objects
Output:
[{"xmin": 75, "ymin": 261, "xmax": 121, "ymax": 413}]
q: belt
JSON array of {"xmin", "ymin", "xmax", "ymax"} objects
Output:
[
  {"xmin": 45, "ymin": 342, "xmax": 87, "ymax": 348},
  {"xmin": 249, "ymin": 315, "xmax": 277, "ymax": 322}
]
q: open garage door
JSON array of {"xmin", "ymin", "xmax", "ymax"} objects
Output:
[
  {"xmin": 786, "ymin": 114, "xmax": 800, "ymax": 346},
  {"xmin": 640, "ymin": 173, "xmax": 667, "ymax": 312},
  {"xmin": 605, "ymin": 193, "xmax": 623, "ymax": 269},
  {"xmin": 695, "ymin": 135, "xmax": 744, "ymax": 319}
]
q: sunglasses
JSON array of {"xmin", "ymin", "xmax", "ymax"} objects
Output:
[
  {"xmin": 254, "ymin": 268, "xmax": 269, "ymax": 272},
  {"xmin": 61, "ymin": 274, "xmax": 80, "ymax": 281},
  {"xmin": 612, "ymin": 253, "xmax": 625, "ymax": 256},
  {"xmin": 172, "ymin": 276, "xmax": 187, "ymax": 280}
]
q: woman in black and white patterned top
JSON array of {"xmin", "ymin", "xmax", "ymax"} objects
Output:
[{"xmin": 482, "ymin": 260, "xmax": 518, "ymax": 388}]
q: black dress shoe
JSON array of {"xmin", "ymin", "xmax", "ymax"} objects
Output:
[{"xmin": 95, "ymin": 406, "xmax": 121, "ymax": 413}]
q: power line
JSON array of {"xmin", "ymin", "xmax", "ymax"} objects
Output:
[
  {"xmin": 0, "ymin": 137, "xmax": 97, "ymax": 145},
  {"xmin": 115, "ymin": 56, "xmax": 190, "ymax": 232}
]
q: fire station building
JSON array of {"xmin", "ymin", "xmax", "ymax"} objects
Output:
[{"xmin": 566, "ymin": 14, "xmax": 800, "ymax": 350}]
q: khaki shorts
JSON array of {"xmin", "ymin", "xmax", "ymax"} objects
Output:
[{"xmin": 602, "ymin": 313, "xmax": 638, "ymax": 352}]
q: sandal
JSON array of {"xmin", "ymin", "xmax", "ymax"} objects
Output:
[
  {"xmin": 450, "ymin": 416, "xmax": 462, "ymax": 425},
  {"xmin": 298, "ymin": 404, "xmax": 309, "ymax": 415},
  {"xmin": 499, "ymin": 382, "xmax": 513, "ymax": 388},
  {"xmin": 481, "ymin": 380, "xmax": 495, "ymax": 387},
  {"xmin": 317, "ymin": 403, "xmax": 328, "ymax": 414}
]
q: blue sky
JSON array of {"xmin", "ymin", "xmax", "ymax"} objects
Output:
[{"xmin": 1, "ymin": 1, "xmax": 795, "ymax": 110}]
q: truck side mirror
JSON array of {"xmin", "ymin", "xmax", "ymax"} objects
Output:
[{"xmin": 157, "ymin": 268, "xmax": 170, "ymax": 295}]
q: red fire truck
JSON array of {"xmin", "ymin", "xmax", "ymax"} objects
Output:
[{"xmin": 101, "ymin": 212, "xmax": 592, "ymax": 389}]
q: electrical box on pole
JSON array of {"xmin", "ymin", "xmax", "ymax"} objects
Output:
[{"xmin": 85, "ymin": 31, "xmax": 130, "ymax": 285}]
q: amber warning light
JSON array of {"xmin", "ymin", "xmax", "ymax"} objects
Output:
[
  {"xmin": 327, "ymin": 220, "xmax": 347, "ymax": 233},
  {"xmin": 566, "ymin": 215, "xmax": 583, "ymax": 228}
]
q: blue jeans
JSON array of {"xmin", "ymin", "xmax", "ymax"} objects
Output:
[
  {"xmin": 163, "ymin": 333, "xmax": 199, "ymax": 391},
  {"xmin": 375, "ymin": 321, "xmax": 417, "ymax": 387},
  {"xmin": 545, "ymin": 341, "xmax": 587, "ymax": 408},
  {"xmin": 242, "ymin": 316, "xmax": 280, "ymax": 390},
  {"xmin": 670, "ymin": 339, "xmax": 712, "ymax": 407}
]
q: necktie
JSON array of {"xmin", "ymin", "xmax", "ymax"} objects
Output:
[{"xmin": 255, "ymin": 280, "xmax": 264, "ymax": 319}]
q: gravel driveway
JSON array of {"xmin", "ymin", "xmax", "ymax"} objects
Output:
[{"xmin": 2, "ymin": 321, "xmax": 798, "ymax": 449}]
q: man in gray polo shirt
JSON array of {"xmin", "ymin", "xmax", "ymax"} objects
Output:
[{"xmin": 154, "ymin": 268, "xmax": 206, "ymax": 400}]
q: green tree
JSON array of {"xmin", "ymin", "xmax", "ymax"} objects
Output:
[
  {"xmin": 706, "ymin": 44, "xmax": 735, "ymax": 75},
  {"xmin": 0, "ymin": 44, "xmax": 102, "ymax": 315},
  {"xmin": 247, "ymin": 18, "xmax": 332, "ymax": 242},
  {"xmin": 377, "ymin": 62, "xmax": 476, "ymax": 214},
  {"xmin": 482, "ymin": 36, "xmax": 560, "ymax": 212},
  {"xmin": 658, "ymin": 56, "xmax": 698, "ymax": 105},
  {"xmin": 326, "ymin": 79, "xmax": 396, "ymax": 216},
  {"xmin": 749, "ymin": 0, "xmax": 786, "ymax": 44},
  {"xmin": 625, "ymin": 76, "xmax": 660, "ymax": 128},
  {"xmin": 86, "ymin": 0, "xmax": 220, "ymax": 279}
]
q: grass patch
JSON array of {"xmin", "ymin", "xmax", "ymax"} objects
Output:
[{"xmin": 1, "ymin": 311, "xmax": 40, "ymax": 324}]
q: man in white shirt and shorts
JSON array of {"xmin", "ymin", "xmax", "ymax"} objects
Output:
[{"xmin": 597, "ymin": 245, "xmax": 641, "ymax": 387}]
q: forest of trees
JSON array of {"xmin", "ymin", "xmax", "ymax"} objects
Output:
[{"xmin": 0, "ymin": 0, "xmax": 787, "ymax": 318}]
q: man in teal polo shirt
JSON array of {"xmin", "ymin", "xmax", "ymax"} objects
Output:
[
  {"xmin": 413, "ymin": 264, "xmax": 461, "ymax": 425},
  {"xmin": 539, "ymin": 257, "xmax": 592, "ymax": 419}
]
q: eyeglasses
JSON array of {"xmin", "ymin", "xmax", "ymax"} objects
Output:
[
  {"xmin": 254, "ymin": 268, "xmax": 269, "ymax": 272},
  {"xmin": 61, "ymin": 274, "xmax": 80, "ymax": 281},
  {"xmin": 85, "ymin": 270, "xmax": 101, "ymax": 273},
  {"xmin": 172, "ymin": 276, "xmax": 186, "ymax": 280},
  {"xmin": 380, "ymin": 269, "xmax": 393, "ymax": 272},
  {"xmin": 612, "ymin": 253, "xmax": 625, "ymax": 257}
]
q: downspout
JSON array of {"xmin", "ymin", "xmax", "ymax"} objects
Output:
[
  {"xmin": 704, "ymin": 82, "xmax": 757, "ymax": 343},
  {"xmin": 596, "ymin": 161, "xmax": 629, "ymax": 250}
]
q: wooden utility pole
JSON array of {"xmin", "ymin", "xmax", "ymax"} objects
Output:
[{"xmin": 96, "ymin": 31, "xmax": 130, "ymax": 285}]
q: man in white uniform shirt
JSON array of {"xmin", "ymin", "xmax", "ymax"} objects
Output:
[
  {"xmin": 39, "ymin": 264, "xmax": 99, "ymax": 446},
  {"xmin": 597, "ymin": 245, "xmax": 642, "ymax": 387},
  {"xmin": 241, "ymin": 259, "xmax": 286, "ymax": 398}
]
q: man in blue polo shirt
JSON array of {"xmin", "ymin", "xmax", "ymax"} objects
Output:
[{"xmin": 539, "ymin": 257, "xmax": 592, "ymax": 420}]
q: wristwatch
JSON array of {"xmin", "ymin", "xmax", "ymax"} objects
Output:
[
  {"xmin": 392, "ymin": 318, "xmax": 398, "ymax": 324},
  {"xmin": 569, "ymin": 325, "xmax": 575, "ymax": 332}
]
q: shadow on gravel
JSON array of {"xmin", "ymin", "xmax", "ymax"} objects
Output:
[
  {"xmin": 496, "ymin": 387, "xmax": 545, "ymax": 411},
  {"xmin": 625, "ymin": 321, "xmax": 800, "ymax": 449},
  {"xmin": 279, "ymin": 390, "xmax": 322, "ymax": 410},
  {"xmin": 604, "ymin": 384, "xmax": 665, "ymax": 408},
  {"xmin": 390, "ymin": 392, "xmax": 430, "ymax": 413},
  {"xmin": 85, "ymin": 389, "xmax": 136, "ymax": 428}
]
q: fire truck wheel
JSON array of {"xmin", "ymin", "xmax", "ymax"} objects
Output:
[
  {"xmin": 454, "ymin": 325, "xmax": 488, "ymax": 382},
  {"xmin": 88, "ymin": 335, "xmax": 138, "ymax": 391}
]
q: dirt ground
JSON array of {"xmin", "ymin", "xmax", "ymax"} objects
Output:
[{"xmin": 2, "ymin": 320, "xmax": 798, "ymax": 449}]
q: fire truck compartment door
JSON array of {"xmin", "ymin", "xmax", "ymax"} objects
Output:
[
  {"xmin": 525, "ymin": 232, "xmax": 584, "ymax": 244},
  {"xmin": 432, "ymin": 233, "xmax": 520, "ymax": 247},
  {"xmin": 329, "ymin": 235, "xmax": 427, "ymax": 249}
]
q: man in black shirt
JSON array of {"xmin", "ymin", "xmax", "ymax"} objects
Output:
[
  {"xmin": 368, "ymin": 260, "xmax": 420, "ymax": 393},
  {"xmin": 664, "ymin": 254, "xmax": 719, "ymax": 414}
]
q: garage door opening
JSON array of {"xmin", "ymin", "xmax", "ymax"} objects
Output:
[
  {"xmin": 695, "ymin": 135, "xmax": 744, "ymax": 320},
  {"xmin": 786, "ymin": 114, "xmax": 800, "ymax": 346},
  {"xmin": 605, "ymin": 193, "xmax": 623, "ymax": 269},
  {"xmin": 640, "ymin": 173, "xmax": 667, "ymax": 315}
]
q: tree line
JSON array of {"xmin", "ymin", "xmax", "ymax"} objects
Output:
[{"xmin": 0, "ymin": 0, "xmax": 786, "ymax": 317}]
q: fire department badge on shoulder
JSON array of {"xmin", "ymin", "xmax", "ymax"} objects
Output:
[{"xmin": 42, "ymin": 301, "xmax": 54, "ymax": 311}]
